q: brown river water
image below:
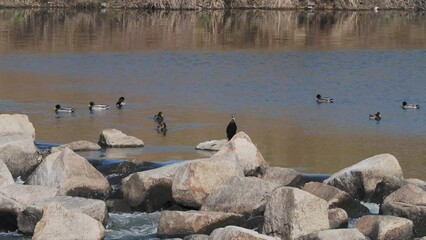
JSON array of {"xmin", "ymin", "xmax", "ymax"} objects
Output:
[{"xmin": 0, "ymin": 9, "xmax": 425, "ymax": 179}]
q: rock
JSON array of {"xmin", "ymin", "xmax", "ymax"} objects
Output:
[
  {"xmin": 355, "ymin": 215, "xmax": 414, "ymax": 240},
  {"xmin": 381, "ymin": 184, "xmax": 426, "ymax": 237},
  {"xmin": 0, "ymin": 194, "xmax": 22, "ymax": 230},
  {"xmin": 183, "ymin": 234, "xmax": 209, "ymax": 240},
  {"xmin": 33, "ymin": 202, "xmax": 105, "ymax": 240},
  {"xmin": 209, "ymin": 226, "xmax": 277, "ymax": 240},
  {"xmin": 201, "ymin": 176, "xmax": 279, "ymax": 216},
  {"xmin": 213, "ymin": 131, "xmax": 268, "ymax": 176},
  {"xmin": 0, "ymin": 159, "xmax": 14, "ymax": 187},
  {"xmin": 261, "ymin": 166, "xmax": 303, "ymax": 187},
  {"xmin": 51, "ymin": 140, "xmax": 101, "ymax": 153},
  {"xmin": 0, "ymin": 114, "xmax": 41, "ymax": 178},
  {"xmin": 26, "ymin": 148, "xmax": 110, "ymax": 199},
  {"xmin": 157, "ymin": 210, "xmax": 245, "ymax": 238},
  {"xmin": 17, "ymin": 196, "xmax": 108, "ymax": 235},
  {"xmin": 263, "ymin": 187, "xmax": 330, "ymax": 239},
  {"xmin": 98, "ymin": 128, "xmax": 144, "ymax": 147},
  {"xmin": 372, "ymin": 177, "xmax": 426, "ymax": 204},
  {"xmin": 302, "ymin": 182, "xmax": 369, "ymax": 217},
  {"xmin": 324, "ymin": 153, "xmax": 403, "ymax": 200},
  {"xmin": 122, "ymin": 162, "xmax": 187, "ymax": 212},
  {"xmin": 172, "ymin": 154, "xmax": 244, "ymax": 208},
  {"xmin": 328, "ymin": 208, "xmax": 348, "ymax": 229},
  {"xmin": 309, "ymin": 229, "xmax": 368, "ymax": 240},
  {"xmin": 195, "ymin": 139, "xmax": 228, "ymax": 151}
]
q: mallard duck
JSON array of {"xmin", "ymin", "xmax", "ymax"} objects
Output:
[
  {"xmin": 316, "ymin": 94, "xmax": 334, "ymax": 103},
  {"xmin": 154, "ymin": 112, "xmax": 164, "ymax": 123},
  {"xmin": 369, "ymin": 112, "xmax": 381, "ymax": 121},
  {"xmin": 226, "ymin": 114, "xmax": 237, "ymax": 141},
  {"xmin": 54, "ymin": 104, "xmax": 75, "ymax": 113},
  {"xmin": 401, "ymin": 101, "xmax": 419, "ymax": 109},
  {"xmin": 89, "ymin": 101, "xmax": 109, "ymax": 111},
  {"xmin": 157, "ymin": 121, "xmax": 167, "ymax": 136},
  {"xmin": 116, "ymin": 97, "xmax": 126, "ymax": 108}
]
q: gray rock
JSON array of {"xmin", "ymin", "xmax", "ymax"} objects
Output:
[
  {"xmin": 302, "ymin": 182, "xmax": 369, "ymax": 217},
  {"xmin": 0, "ymin": 159, "xmax": 14, "ymax": 187},
  {"xmin": 0, "ymin": 114, "xmax": 41, "ymax": 178},
  {"xmin": 26, "ymin": 148, "xmax": 110, "ymax": 199},
  {"xmin": 261, "ymin": 166, "xmax": 303, "ymax": 187},
  {"xmin": 33, "ymin": 202, "xmax": 105, "ymax": 240},
  {"xmin": 51, "ymin": 140, "xmax": 101, "ymax": 153},
  {"xmin": 195, "ymin": 139, "xmax": 228, "ymax": 151},
  {"xmin": 355, "ymin": 215, "xmax": 414, "ymax": 240},
  {"xmin": 308, "ymin": 229, "xmax": 368, "ymax": 240},
  {"xmin": 201, "ymin": 176, "xmax": 279, "ymax": 216},
  {"xmin": 157, "ymin": 210, "xmax": 245, "ymax": 238},
  {"xmin": 213, "ymin": 131, "xmax": 268, "ymax": 176},
  {"xmin": 328, "ymin": 208, "xmax": 348, "ymax": 229},
  {"xmin": 172, "ymin": 154, "xmax": 244, "ymax": 208},
  {"xmin": 381, "ymin": 184, "xmax": 426, "ymax": 237},
  {"xmin": 324, "ymin": 153, "xmax": 403, "ymax": 200},
  {"xmin": 17, "ymin": 196, "xmax": 108, "ymax": 235},
  {"xmin": 209, "ymin": 226, "xmax": 277, "ymax": 240},
  {"xmin": 98, "ymin": 128, "xmax": 144, "ymax": 147},
  {"xmin": 263, "ymin": 187, "xmax": 330, "ymax": 239}
]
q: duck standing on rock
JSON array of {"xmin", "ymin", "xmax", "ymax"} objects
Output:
[
  {"xmin": 116, "ymin": 97, "xmax": 126, "ymax": 109},
  {"xmin": 157, "ymin": 121, "xmax": 167, "ymax": 136},
  {"xmin": 89, "ymin": 101, "xmax": 110, "ymax": 111},
  {"xmin": 226, "ymin": 114, "xmax": 237, "ymax": 141},
  {"xmin": 316, "ymin": 94, "xmax": 334, "ymax": 103},
  {"xmin": 154, "ymin": 112, "xmax": 164, "ymax": 123},
  {"xmin": 401, "ymin": 101, "xmax": 420, "ymax": 109},
  {"xmin": 369, "ymin": 112, "xmax": 381, "ymax": 121},
  {"xmin": 54, "ymin": 104, "xmax": 75, "ymax": 113}
]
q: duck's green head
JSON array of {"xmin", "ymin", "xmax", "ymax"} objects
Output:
[
  {"xmin": 158, "ymin": 112, "xmax": 163, "ymax": 117},
  {"xmin": 89, "ymin": 101, "xmax": 95, "ymax": 107},
  {"xmin": 402, "ymin": 101, "xmax": 407, "ymax": 106},
  {"xmin": 119, "ymin": 97, "xmax": 125, "ymax": 102},
  {"xmin": 316, "ymin": 94, "xmax": 321, "ymax": 99},
  {"xmin": 55, "ymin": 104, "xmax": 61, "ymax": 110}
]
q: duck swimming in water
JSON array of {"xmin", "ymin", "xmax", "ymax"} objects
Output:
[
  {"xmin": 154, "ymin": 112, "xmax": 164, "ymax": 123},
  {"xmin": 401, "ymin": 101, "xmax": 420, "ymax": 109},
  {"xmin": 55, "ymin": 104, "xmax": 75, "ymax": 113},
  {"xmin": 226, "ymin": 114, "xmax": 237, "ymax": 141},
  {"xmin": 89, "ymin": 101, "xmax": 110, "ymax": 111},
  {"xmin": 116, "ymin": 97, "xmax": 126, "ymax": 109},
  {"xmin": 316, "ymin": 94, "xmax": 334, "ymax": 103},
  {"xmin": 369, "ymin": 112, "xmax": 381, "ymax": 121},
  {"xmin": 157, "ymin": 121, "xmax": 167, "ymax": 136}
]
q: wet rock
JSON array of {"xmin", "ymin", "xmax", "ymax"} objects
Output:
[
  {"xmin": 263, "ymin": 187, "xmax": 330, "ymax": 239},
  {"xmin": 381, "ymin": 184, "xmax": 426, "ymax": 237},
  {"xmin": 213, "ymin": 131, "xmax": 268, "ymax": 176},
  {"xmin": 26, "ymin": 148, "xmax": 110, "ymax": 199},
  {"xmin": 210, "ymin": 226, "xmax": 277, "ymax": 240},
  {"xmin": 98, "ymin": 128, "xmax": 144, "ymax": 147},
  {"xmin": 172, "ymin": 154, "xmax": 244, "ymax": 208},
  {"xmin": 0, "ymin": 159, "xmax": 14, "ymax": 187},
  {"xmin": 17, "ymin": 196, "xmax": 108, "ymax": 235},
  {"xmin": 195, "ymin": 139, "xmax": 228, "ymax": 151},
  {"xmin": 328, "ymin": 208, "xmax": 348, "ymax": 229},
  {"xmin": 157, "ymin": 210, "xmax": 245, "ymax": 238},
  {"xmin": 302, "ymin": 182, "xmax": 369, "ymax": 217},
  {"xmin": 261, "ymin": 166, "xmax": 303, "ymax": 187},
  {"xmin": 33, "ymin": 202, "xmax": 105, "ymax": 240},
  {"xmin": 355, "ymin": 215, "xmax": 414, "ymax": 240},
  {"xmin": 201, "ymin": 176, "xmax": 279, "ymax": 216},
  {"xmin": 51, "ymin": 140, "xmax": 101, "ymax": 153},
  {"xmin": 0, "ymin": 114, "xmax": 41, "ymax": 178},
  {"xmin": 307, "ymin": 229, "xmax": 368, "ymax": 240},
  {"xmin": 324, "ymin": 153, "xmax": 403, "ymax": 200},
  {"xmin": 372, "ymin": 177, "xmax": 426, "ymax": 204},
  {"xmin": 183, "ymin": 234, "xmax": 209, "ymax": 240}
]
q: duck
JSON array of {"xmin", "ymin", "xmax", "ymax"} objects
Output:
[
  {"xmin": 116, "ymin": 97, "xmax": 126, "ymax": 108},
  {"xmin": 54, "ymin": 104, "xmax": 75, "ymax": 113},
  {"xmin": 401, "ymin": 101, "xmax": 419, "ymax": 109},
  {"xmin": 369, "ymin": 112, "xmax": 381, "ymax": 121},
  {"xmin": 226, "ymin": 114, "xmax": 237, "ymax": 141},
  {"xmin": 316, "ymin": 94, "xmax": 334, "ymax": 103},
  {"xmin": 89, "ymin": 101, "xmax": 110, "ymax": 111},
  {"xmin": 154, "ymin": 112, "xmax": 164, "ymax": 123},
  {"xmin": 157, "ymin": 121, "xmax": 167, "ymax": 136}
]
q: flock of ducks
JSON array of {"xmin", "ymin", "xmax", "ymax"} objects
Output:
[{"xmin": 316, "ymin": 94, "xmax": 420, "ymax": 121}]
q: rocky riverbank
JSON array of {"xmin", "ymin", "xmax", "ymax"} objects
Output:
[
  {"xmin": 1, "ymin": 113, "xmax": 426, "ymax": 239},
  {"xmin": 0, "ymin": 0, "xmax": 425, "ymax": 10}
]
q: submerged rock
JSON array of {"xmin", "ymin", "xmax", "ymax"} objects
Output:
[
  {"xmin": 98, "ymin": 128, "xmax": 144, "ymax": 147},
  {"xmin": 210, "ymin": 226, "xmax": 277, "ymax": 240},
  {"xmin": 195, "ymin": 139, "xmax": 228, "ymax": 151},
  {"xmin": 355, "ymin": 215, "xmax": 414, "ymax": 240},
  {"xmin": 0, "ymin": 159, "xmax": 14, "ymax": 187},
  {"xmin": 261, "ymin": 166, "xmax": 303, "ymax": 187},
  {"xmin": 51, "ymin": 140, "xmax": 101, "ymax": 153}
]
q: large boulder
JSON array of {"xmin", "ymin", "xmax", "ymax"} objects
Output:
[
  {"xmin": 261, "ymin": 166, "xmax": 303, "ymax": 187},
  {"xmin": 33, "ymin": 202, "xmax": 105, "ymax": 240},
  {"xmin": 122, "ymin": 162, "xmax": 187, "ymax": 212},
  {"xmin": 302, "ymin": 182, "xmax": 369, "ymax": 217},
  {"xmin": 195, "ymin": 139, "xmax": 228, "ymax": 151},
  {"xmin": 355, "ymin": 215, "xmax": 414, "ymax": 240},
  {"xmin": 213, "ymin": 132, "xmax": 268, "ymax": 176},
  {"xmin": 51, "ymin": 140, "xmax": 101, "ymax": 153},
  {"xmin": 172, "ymin": 155, "xmax": 244, "ymax": 208},
  {"xmin": 372, "ymin": 176, "xmax": 426, "ymax": 204},
  {"xmin": 98, "ymin": 128, "xmax": 144, "ymax": 147},
  {"xmin": 209, "ymin": 226, "xmax": 277, "ymax": 240},
  {"xmin": 308, "ymin": 229, "xmax": 368, "ymax": 240},
  {"xmin": 263, "ymin": 187, "xmax": 330, "ymax": 239},
  {"xmin": 381, "ymin": 184, "xmax": 426, "ymax": 237},
  {"xmin": 0, "ymin": 114, "xmax": 41, "ymax": 178},
  {"xmin": 324, "ymin": 154, "xmax": 403, "ymax": 200},
  {"xmin": 26, "ymin": 148, "xmax": 110, "ymax": 199},
  {"xmin": 157, "ymin": 210, "xmax": 245, "ymax": 238},
  {"xmin": 0, "ymin": 159, "xmax": 14, "ymax": 187},
  {"xmin": 328, "ymin": 208, "xmax": 348, "ymax": 229},
  {"xmin": 201, "ymin": 176, "xmax": 279, "ymax": 216},
  {"xmin": 17, "ymin": 196, "xmax": 108, "ymax": 235}
]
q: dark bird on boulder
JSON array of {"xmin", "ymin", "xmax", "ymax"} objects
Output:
[{"xmin": 226, "ymin": 114, "xmax": 237, "ymax": 141}]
